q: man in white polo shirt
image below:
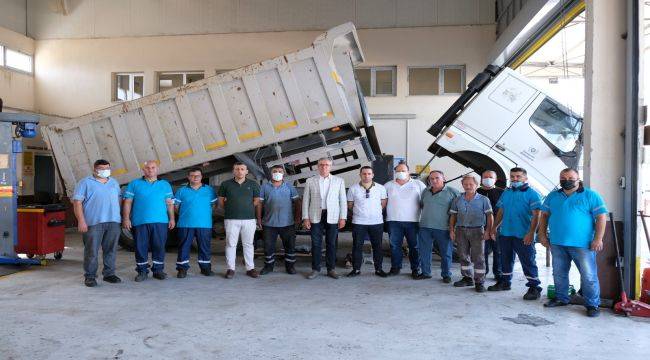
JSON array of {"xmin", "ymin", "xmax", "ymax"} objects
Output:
[
  {"xmin": 384, "ymin": 162, "xmax": 427, "ymax": 278},
  {"xmin": 346, "ymin": 166, "xmax": 388, "ymax": 278}
]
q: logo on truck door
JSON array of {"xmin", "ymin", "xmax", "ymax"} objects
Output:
[{"xmin": 488, "ymin": 75, "xmax": 537, "ymax": 114}]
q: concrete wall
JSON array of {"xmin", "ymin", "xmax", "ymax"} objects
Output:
[
  {"xmin": 0, "ymin": 26, "xmax": 34, "ymax": 111},
  {"xmin": 0, "ymin": 0, "xmax": 26, "ymax": 35}
]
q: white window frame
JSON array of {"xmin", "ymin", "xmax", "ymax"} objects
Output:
[
  {"xmin": 157, "ymin": 71, "xmax": 205, "ymax": 92},
  {"xmin": 0, "ymin": 45, "xmax": 34, "ymax": 75},
  {"xmin": 357, "ymin": 66, "xmax": 397, "ymax": 97},
  {"xmin": 0, "ymin": 45, "xmax": 4, "ymax": 67},
  {"xmin": 407, "ymin": 65, "xmax": 466, "ymax": 96},
  {"xmin": 113, "ymin": 72, "xmax": 144, "ymax": 102}
]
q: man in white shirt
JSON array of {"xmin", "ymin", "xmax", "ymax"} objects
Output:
[
  {"xmin": 384, "ymin": 162, "xmax": 427, "ymax": 278},
  {"xmin": 302, "ymin": 158, "xmax": 347, "ymax": 279},
  {"xmin": 346, "ymin": 166, "xmax": 388, "ymax": 278}
]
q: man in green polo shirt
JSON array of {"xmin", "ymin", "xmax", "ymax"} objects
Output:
[{"xmin": 218, "ymin": 162, "xmax": 261, "ymax": 279}]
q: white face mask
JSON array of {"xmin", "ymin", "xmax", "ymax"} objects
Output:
[
  {"xmin": 481, "ymin": 178, "xmax": 495, "ymax": 187},
  {"xmin": 97, "ymin": 169, "xmax": 111, "ymax": 178},
  {"xmin": 395, "ymin": 171, "xmax": 409, "ymax": 181},
  {"xmin": 271, "ymin": 172, "xmax": 284, "ymax": 181}
]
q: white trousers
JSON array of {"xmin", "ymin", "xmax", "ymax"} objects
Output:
[{"xmin": 224, "ymin": 219, "xmax": 256, "ymax": 271}]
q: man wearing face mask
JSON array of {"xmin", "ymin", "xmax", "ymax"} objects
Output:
[
  {"xmin": 477, "ymin": 170, "xmax": 504, "ymax": 281},
  {"xmin": 538, "ymin": 168, "xmax": 607, "ymax": 317},
  {"xmin": 257, "ymin": 165, "xmax": 301, "ymax": 275},
  {"xmin": 384, "ymin": 162, "xmax": 427, "ymax": 278},
  {"xmin": 72, "ymin": 159, "xmax": 122, "ymax": 287},
  {"xmin": 488, "ymin": 167, "xmax": 543, "ymax": 301}
]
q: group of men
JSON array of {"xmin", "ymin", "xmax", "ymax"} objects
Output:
[{"xmin": 73, "ymin": 157, "xmax": 607, "ymax": 317}]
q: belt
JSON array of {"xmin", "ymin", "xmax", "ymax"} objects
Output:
[{"xmin": 456, "ymin": 226, "xmax": 484, "ymax": 229}]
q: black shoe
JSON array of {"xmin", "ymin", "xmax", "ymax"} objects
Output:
[
  {"xmin": 475, "ymin": 284, "xmax": 486, "ymax": 293},
  {"xmin": 388, "ymin": 268, "xmax": 400, "ymax": 276},
  {"xmin": 177, "ymin": 269, "xmax": 187, "ymax": 279},
  {"xmin": 375, "ymin": 270, "xmax": 388, "ymax": 278},
  {"xmin": 544, "ymin": 299, "xmax": 569, "ymax": 308},
  {"xmin": 134, "ymin": 272, "xmax": 148, "ymax": 282},
  {"xmin": 442, "ymin": 276, "xmax": 452, "ymax": 284},
  {"xmin": 347, "ymin": 270, "xmax": 360, "ymax": 277},
  {"xmin": 411, "ymin": 269, "xmax": 420, "ymax": 279},
  {"xmin": 102, "ymin": 275, "xmax": 121, "ymax": 284},
  {"xmin": 487, "ymin": 282, "xmax": 511, "ymax": 291},
  {"xmin": 200, "ymin": 268, "xmax": 216, "ymax": 276},
  {"xmin": 415, "ymin": 273, "xmax": 432, "ymax": 280},
  {"xmin": 153, "ymin": 272, "xmax": 167, "ymax": 280},
  {"xmin": 260, "ymin": 265, "xmax": 274, "ymax": 275},
  {"xmin": 285, "ymin": 265, "xmax": 296, "ymax": 275},
  {"xmin": 453, "ymin": 277, "xmax": 474, "ymax": 287},
  {"xmin": 523, "ymin": 286, "xmax": 541, "ymax": 300},
  {"xmin": 586, "ymin": 306, "xmax": 600, "ymax": 317},
  {"xmin": 84, "ymin": 277, "xmax": 97, "ymax": 287}
]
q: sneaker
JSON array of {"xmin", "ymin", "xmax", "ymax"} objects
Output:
[
  {"xmin": 475, "ymin": 284, "xmax": 486, "ymax": 293},
  {"xmin": 102, "ymin": 275, "xmax": 121, "ymax": 284},
  {"xmin": 375, "ymin": 270, "xmax": 388, "ymax": 278},
  {"xmin": 347, "ymin": 270, "xmax": 361, "ymax": 277},
  {"xmin": 260, "ymin": 265, "xmax": 274, "ymax": 275},
  {"xmin": 225, "ymin": 269, "xmax": 235, "ymax": 279},
  {"xmin": 285, "ymin": 265, "xmax": 296, "ymax": 275},
  {"xmin": 388, "ymin": 268, "xmax": 400, "ymax": 276},
  {"xmin": 586, "ymin": 306, "xmax": 600, "ymax": 317},
  {"xmin": 544, "ymin": 299, "xmax": 569, "ymax": 308},
  {"xmin": 327, "ymin": 270, "xmax": 340, "ymax": 279},
  {"xmin": 84, "ymin": 277, "xmax": 97, "ymax": 287},
  {"xmin": 487, "ymin": 282, "xmax": 511, "ymax": 291},
  {"xmin": 415, "ymin": 274, "xmax": 432, "ymax": 280},
  {"xmin": 246, "ymin": 269, "xmax": 259, "ymax": 278},
  {"xmin": 177, "ymin": 269, "xmax": 187, "ymax": 279},
  {"xmin": 442, "ymin": 276, "xmax": 452, "ymax": 284},
  {"xmin": 523, "ymin": 287, "xmax": 541, "ymax": 301},
  {"xmin": 153, "ymin": 272, "xmax": 167, "ymax": 280},
  {"xmin": 200, "ymin": 268, "xmax": 216, "ymax": 276},
  {"xmin": 134, "ymin": 272, "xmax": 148, "ymax": 282},
  {"xmin": 453, "ymin": 277, "xmax": 474, "ymax": 287},
  {"xmin": 306, "ymin": 270, "xmax": 319, "ymax": 279},
  {"xmin": 411, "ymin": 269, "xmax": 420, "ymax": 279}
]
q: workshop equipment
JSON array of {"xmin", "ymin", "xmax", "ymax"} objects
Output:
[
  {"xmin": 612, "ymin": 212, "xmax": 650, "ymax": 317},
  {"xmin": 0, "ymin": 99, "xmax": 42, "ymax": 266},
  {"xmin": 15, "ymin": 204, "xmax": 66, "ymax": 260},
  {"xmin": 636, "ymin": 211, "xmax": 650, "ymax": 304}
]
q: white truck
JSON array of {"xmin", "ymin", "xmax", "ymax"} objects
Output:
[{"xmin": 426, "ymin": 65, "xmax": 582, "ymax": 193}]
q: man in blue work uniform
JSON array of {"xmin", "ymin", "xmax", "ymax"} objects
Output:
[
  {"xmin": 174, "ymin": 167, "xmax": 218, "ymax": 279},
  {"xmin": 488, "ymin": 167, "xmax": 543, "ymax": 300},
  {"xmin": 72, "ymin": 159, "xmax": 122, "ymax": 287},
  {"xmin": 257, "ymin": 165, "xmax": 301, "ymax": 275},
  {"xmin": 122, "ymin": 160, "xmax": 175, "ymax": 282},
  {"xmin": 538, "ymin": 168, "xmax": 607, "ymax": 317}
]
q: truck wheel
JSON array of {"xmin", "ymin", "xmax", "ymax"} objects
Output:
[
  {"xmin": 119, "ymin": 228, "xmax": 135, "ymax": 251},
  {"xmin": 54, "ymin": 252, "xmax": 63, "ymax": 260}
]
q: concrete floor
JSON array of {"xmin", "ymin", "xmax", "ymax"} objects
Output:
[{"xmin": 1, "ymin": 231, "xmax": 648, "ymax": 360}]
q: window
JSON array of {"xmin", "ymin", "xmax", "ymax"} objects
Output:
[
  {"xmin": 0, "ymin": 46, "xmax": 3, "ymax": 66},
  {"xmin": 408, "ymin": 65, "xmax": 465, "ymax": 95},
  {"xmin": 0, "ymin": 47, "xmax": 33, "ymax": 74},
  {"xmin": 113, "ymin": 73, "xmax": 144, "ymax": 102},
  {"xmin": 355, "ymin": 66, "xmax": 396, "ymax": 97},
  {"xmin": 529, "ymin": 98, "xmax": 582, "ymax": 153},
  {"xmin": 157, "ymin": 71, "xmax": 205, "ymax": 92}
]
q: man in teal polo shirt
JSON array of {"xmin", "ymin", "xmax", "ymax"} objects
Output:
[
  {"xmin": 538, "ymin": 168, "xmax": 607, "ymax": 317},
  {"xmin": 122, "ymin": 160, "xmax": 175, "ymax": 282},
  {"xmin": 174, "ymin": 167, "xmax": 218, "ymax": 278}
]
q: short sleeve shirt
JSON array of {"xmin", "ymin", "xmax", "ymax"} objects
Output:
[
  {"xmin": 72, "ymin": 176, "xmax": 121, "ymax": 226},
  {"xmin": 260, "ymin": 182, "xmax": 299, "ymax": 227},
  {"xmin": 218, "ymin": 179, "xmax": 261, "ymax": 220},
  {"xmin": 450, "ymin": 193, "xmax": 492, "ymax": 227},
  {"xmin": 174, "ymin": 185, "xmax": 218, "ymax": 228},
  {"xmin": 347, "ymin": 183, "xmax": 387, "ymax": 225},
  {"xmin": 419, "ymin": 186, "xmax": 460, "ymax": 230},
  {"xmin": 541, "ymin": 187, "xmax": 608, "ymax": 248},
  {"xmin": 384, "ymin": 179, "xmax": 427, "ymax": 222},
  {"xmin": 122, "ymin": 178, "xmax": 173, "ymax": 226},
  {"xmin": 496, "ymin": 186, "xmax": 542, "ymax": 238}
]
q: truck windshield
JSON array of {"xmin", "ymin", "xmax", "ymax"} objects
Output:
[{"xmin": 529, "ymin": 98, "xmax": 582, "ymax": 153}]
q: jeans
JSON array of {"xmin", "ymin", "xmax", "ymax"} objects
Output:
[
  {"xmin": 498, "ymin": 235, "xmax": 541, "ymax": 289},
  {"xmin": 418, "ymin": 227, "xmax": 452, "ymax": 277},
  {"xmin": 310, "ymin": 211, "xmax": 339, "ymax": 271},
  {"xmin": 551, "ymin": 244, "xmax": 600, "ymax": 307},
  {"xmin": 387, "ymin": 221, "xmax": 419, "ymax": 271},
  {"xmin": 263, "ymin": 225, "xmax": 296, "ymax": 268},
  {"xmin": 484, "ymin": 239, "xmax": 502, "ymax": 279},
  {"xmin": 82, "ymin": 222, "xmax": 120, "ymax": 279},
  {"xmin": 132, "ymin": 223, "xmax": 168, "ymax": 274},
  {"xmin": 176, "ymin": 227, "xmax": 212, "ymax": 271},
  {"xmin": 351, "ymin": 224, "xmax": 384, "ymax": 271},
  {"xmin": 224, "ymin": 219, "xmax": 256, "ymax": 271}
]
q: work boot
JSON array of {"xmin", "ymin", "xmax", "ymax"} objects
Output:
[
  {"xmin": 475, "ymin": 283, "xmax": 486, "ymax": 293},
  {"xmin": 388, "ymin": 268, "xmax": 400, "ymax": 276},
  {"xmin": 523, "ymin": 286, "xmax": 541, "ymax": 300},
  {"xmin": 285, "ymin": 264, "xmax": 296, "ymax": 275},
  {"xmin": 544, "ymin": 299, "xmax": 569, "ymax": 308},
  {"xmin": 415, "ymin": 273, "xmax": 432, "ymax": 280},
  {"xmin": 347, "ymin": 270, "xmax": 360, "ymax": 277},
  {"xmin": 306, "ymin": 270, "xmax": 319, "ymax": 279},
  {"xmin": 586, "ymin": 306, "xmax": 600, "ymax": 317},
  {"xmin": 375, "ymin": 269, "xmax": 388, "ymax": 278},
  {"xmin": 177, "ymin": 269, "xmax": 187, "ymax": 279},
  {"xmin": 153, "ymin": 272, "xmax": 167, "ymax": 280},
  {"xmin": 327, "ymin": 270, "xmax": 339, "ymax": 279},
  {"xmin": 102, "ymin": 275, "xmax": 121, "ymax": 284},
  {"xmin": 453, "ymin": 276, "xmax": 474, "ymax": 287},
  {"xmin": 200, "ymin": 268, "xmax": 216, "ymax": 276},
  {"xmin": 225, "ymin": 269, "xmax": 235, "ymax": 279},
  {"xmin": 411, "ymin": 269, "xmax": 420, "ymax": 279},
  {"xmin": 487, "ymin": 282, "xmax": 511, "ymax": 291},
  {"xmin": 134, "ymin": 272, "xmax": 148, "ymax": 282},
  {"xmin": 246, "ymin": 269, "xmax": 259, "ymax": 278},
  {"xmin": 442, "ymin": 276, "xmax": 452, "ymax": 284},
  {"xmin": 260, "ymin": 265, "xmax": 274, "ymax": 275},
  {"xmin": 84, "ymin": 277, "xmax": 97, "ymax": 287}
]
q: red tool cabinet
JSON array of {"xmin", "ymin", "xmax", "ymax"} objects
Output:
[{"xmin": 15, "ymin": 204, "xmax": 66, "ymax": 259}]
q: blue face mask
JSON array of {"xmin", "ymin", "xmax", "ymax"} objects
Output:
[{"xmin": 511, "ymin": 181, "xmax": 523, "ymax": 188}]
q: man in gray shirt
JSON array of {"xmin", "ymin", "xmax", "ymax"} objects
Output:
[{"xmin": 416, "ymin": 170, "xmax": 459, "ymax": 282}]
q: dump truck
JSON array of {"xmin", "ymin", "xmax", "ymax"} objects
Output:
[{"xmin": 42, "ymin": 23, "xmax": 382, "ymax": 249}]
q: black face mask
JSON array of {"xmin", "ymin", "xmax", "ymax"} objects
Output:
[{"xmin": 560, "ymin": 180, "xmax": 577, "ymax": 190}]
